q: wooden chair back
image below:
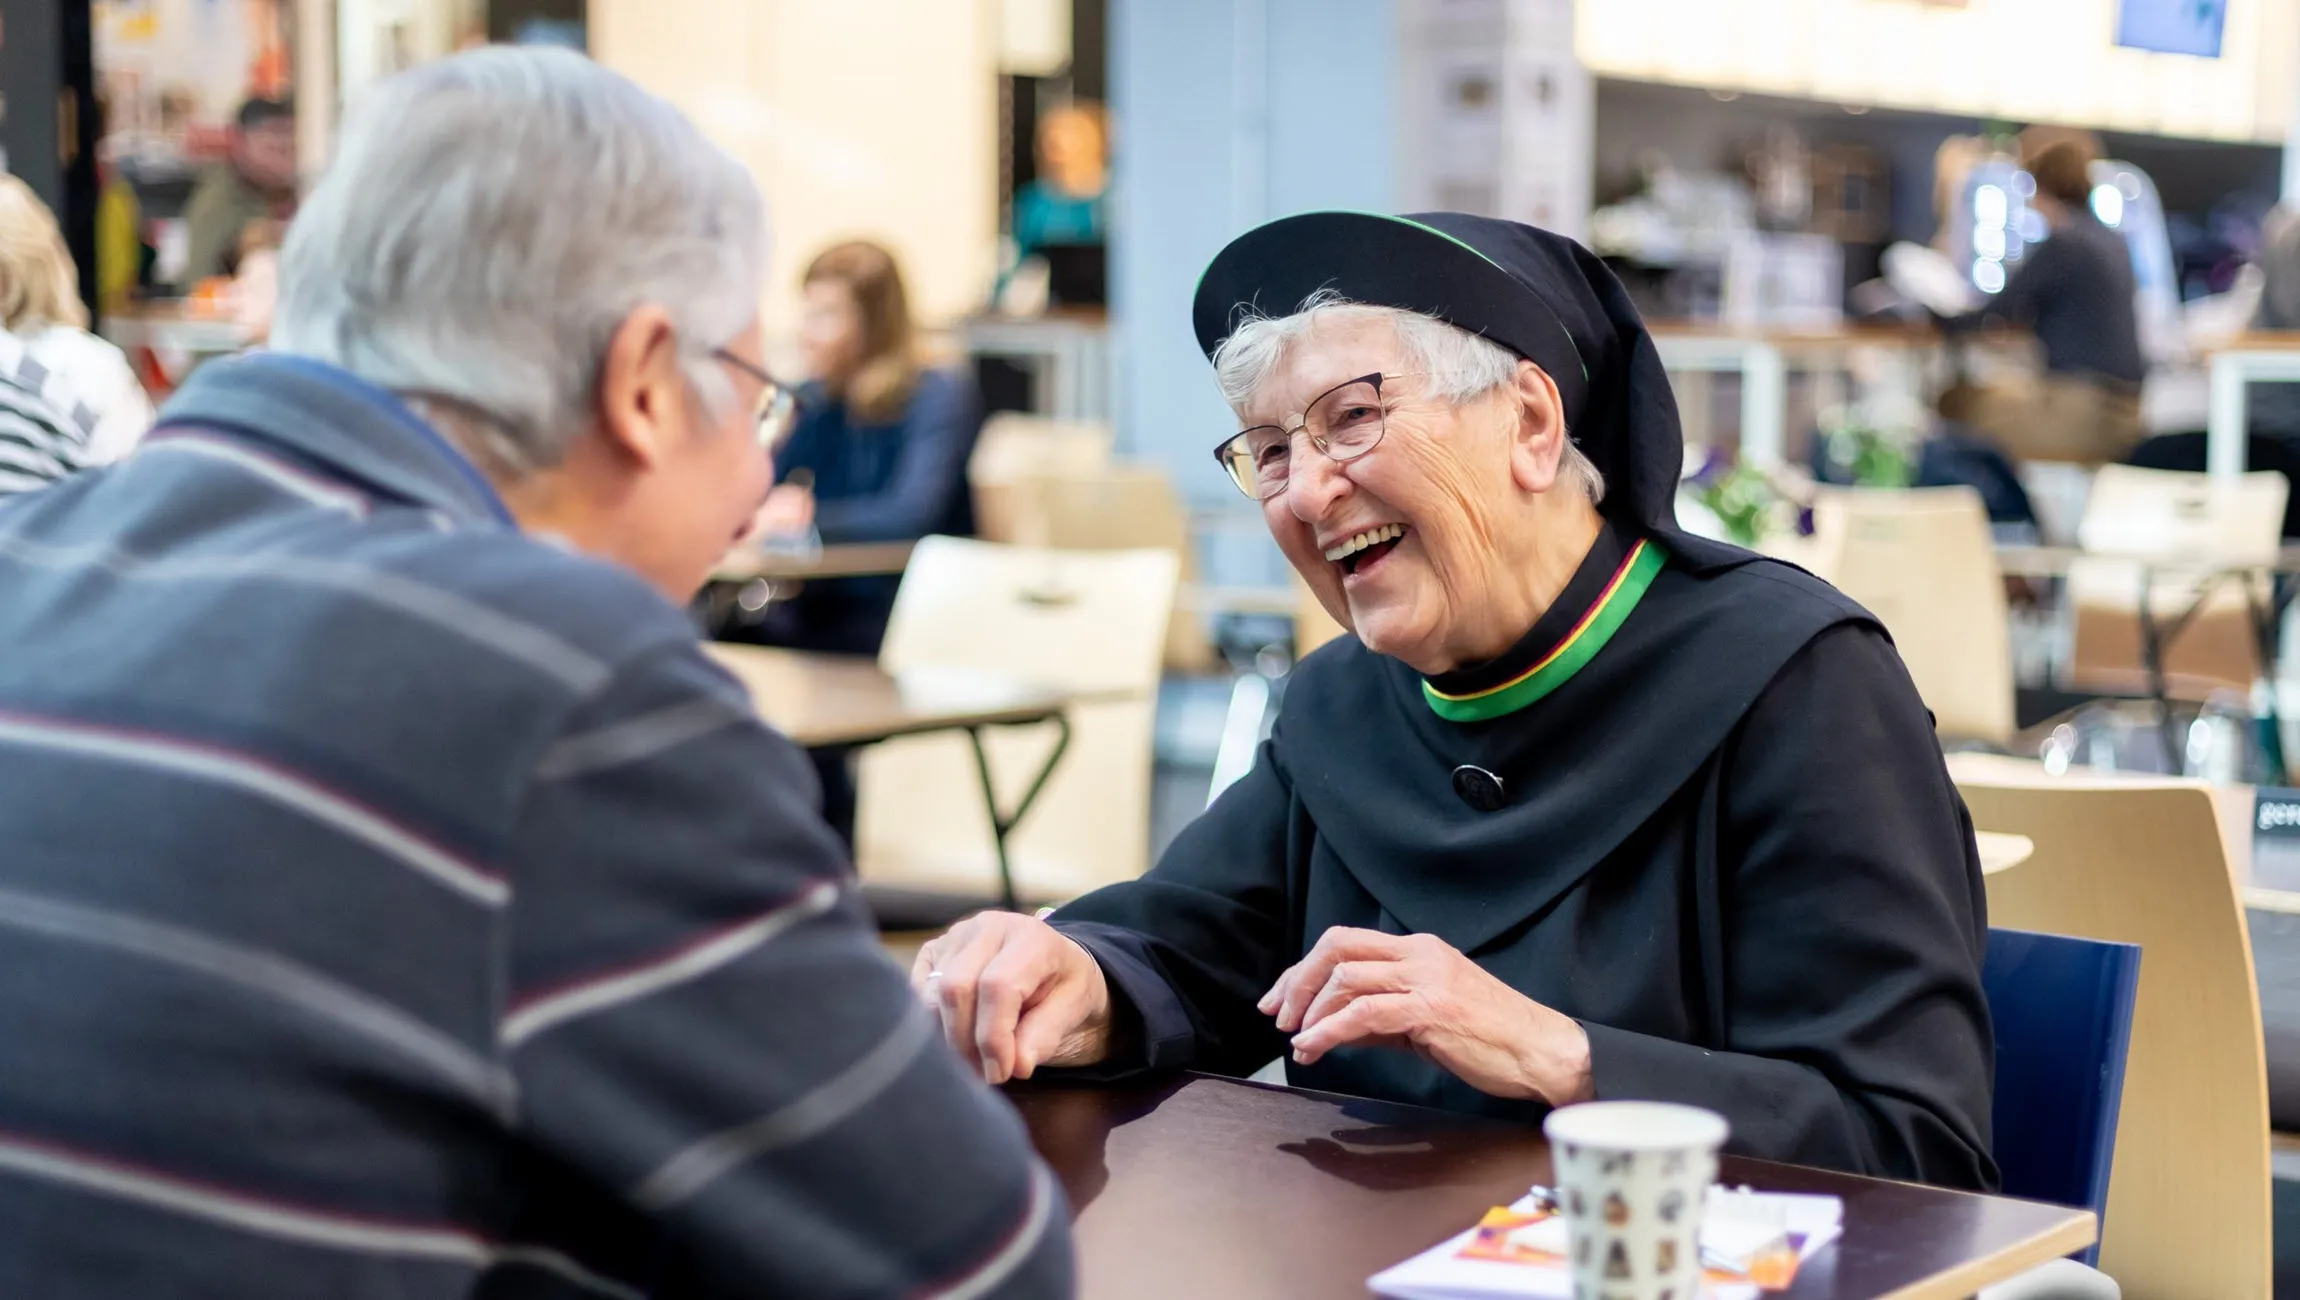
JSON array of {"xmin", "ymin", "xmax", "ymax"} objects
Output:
[
  {"xmin": 2068, "ymin": 466, "xmax": 2286, "ymax": 699},
  {"xmin": 856, "ymin": 536, "xmax": 1180, "ymax": 902},
  {"xmin": 1952, "ymin": 761, "xmax": 2271, "ymax": 1299},
  {"xmin": 976, "ymin": 461, "xmax": 1209, "ymax": 673},
  {"xmin": 968, "ymin": 413, "xmax": 1114, "ymax": 546},
  {"xmin": 2077, "ymin": 465, "xmax": 2286, "ymax": 565},
  {"xmin": 1803, "ymin": 486, "xmax": 2015, "ymax": 745}
]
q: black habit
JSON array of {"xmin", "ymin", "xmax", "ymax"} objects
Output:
[{"xmin": 1050, "ymin": 212, "xmax": 1997, "ymax": 1191}]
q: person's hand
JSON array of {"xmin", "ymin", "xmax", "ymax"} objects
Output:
[
  {"xmin": 912, "ymin": 912, "xmax": 1115, "ymax": 1085},
  {"xmin": 1258, "ymin": 927, "xmax": 1593, "ymax": 1106},
  {"xmin": 753, "ymin": 484, "xmax": 815, "ymax": 537}
]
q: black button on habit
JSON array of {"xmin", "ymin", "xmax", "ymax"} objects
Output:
[{"xmin": 1452, "ymin": 764, "xmax": 1507, "ymax": 811}]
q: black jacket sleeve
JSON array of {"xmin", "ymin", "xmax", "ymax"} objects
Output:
[
  {"xmin": 1579, "ymin": 623, "xmax": 1999, "ymax": 1190},
  {"xmin": 1049, "ymin": 730, "xmax": 1298, "ymax": 1080}
]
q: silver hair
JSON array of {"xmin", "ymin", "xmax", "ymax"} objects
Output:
[
  {"xmin": 1209, "ymin": 290, "xmax": 1604, "ymax": 504},
  {"xmin": 271, "ymin": 46, "xmax": 766, "ymax": 477}
]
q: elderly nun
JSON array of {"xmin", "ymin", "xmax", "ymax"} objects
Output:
[{"xmin": 917, "ymin": 212, "xmax": 1996, "ymax": 1190}]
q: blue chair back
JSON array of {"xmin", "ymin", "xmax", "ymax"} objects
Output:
[{"xmin": 1982, "ymin": 926, "xmax": 2141, "ymax": 1266}]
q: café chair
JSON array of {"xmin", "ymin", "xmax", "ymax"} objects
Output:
[
  {"xmin": 854, "ymin": 536, "xmax": 1179, "ymax": 919},
  {"xmin": 2066, "ymin": 465, "xmax": 2287, "ymax": 703},
  {"xmin": 1799, "ymin": 485, "xmax": 2015, "ymax": 747},
  {"xmin": 1953, "ymin": 762, "xmax": 2272, "ymax": 1299},
  {"xmin": 966, "ymin": 412, "xmax": 1113, "ymax": 548},
  {"xmin": 1971, "ymin": 928, "xmax": 2138, "ymax": 1300},
  {"xmin": 975, "ymin": 460, "xmax": 1214, "ymax": 674}
]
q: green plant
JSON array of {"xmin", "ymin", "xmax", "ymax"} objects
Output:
[{"xmin": 1695, "ymin": 462, "xmax": 1780, "ymax": 547}]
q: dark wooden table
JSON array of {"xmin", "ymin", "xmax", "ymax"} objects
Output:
[{"xmin": 1011, "ymin": 1074, "xmax": 2094, "ymax": 1300}]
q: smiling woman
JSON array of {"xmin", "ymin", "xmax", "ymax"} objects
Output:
[
  {"xmin": 914, "ymin": 211, "xmax": 1999, "ymax": 1194},
  {"xmin": 1207, "ymin": 296, "xmax": 1609, "ymax": 673}
]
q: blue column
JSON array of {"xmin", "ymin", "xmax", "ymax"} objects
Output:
[{"xmin": 1110, "ymin": 0, "xmax": 1399, "ymax": 583}]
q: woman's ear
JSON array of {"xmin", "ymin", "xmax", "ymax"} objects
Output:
[
  {"xmin": 595, "ymin": 303, "xmax": 684, "ymax": 472},
  {"xmin": 1506, "ymin": 359, "xmax": 1570, "ymax": 495}
]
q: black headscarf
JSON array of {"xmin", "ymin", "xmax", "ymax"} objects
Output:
[{"xmin": 1192, "ymin": 211, "xmax": 1742, "ymax": 570}]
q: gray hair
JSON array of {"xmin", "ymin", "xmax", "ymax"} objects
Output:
[
  {"xmin": 1209, "ymin": 291, "xmax": 1604, "ymax": 504},
  {"xmin": 271, "ymin": 47, "xmax": 766, "ymax": 477}
]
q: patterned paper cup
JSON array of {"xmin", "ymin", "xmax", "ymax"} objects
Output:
[{"xmin": 1543, "ymin": 1101, "xmax": 1729, "ymax": 1300}]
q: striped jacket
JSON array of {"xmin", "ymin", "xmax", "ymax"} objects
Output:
[
  {"xmin": 0, "ymin": 353, "xmax": 1072, "ymax": 1298},
  {"xmin": 0, "ymin": 327, "xmax": 102, "ymax": 497}
]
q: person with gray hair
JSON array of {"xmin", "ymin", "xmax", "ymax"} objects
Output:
[
  {"xmin": 0, "ymin": 47, "xmax": 1070, "ymax": 1298},
  {"xmin": 917, "ymin": 212, "xmax": 1994, "ymax": 1193}
]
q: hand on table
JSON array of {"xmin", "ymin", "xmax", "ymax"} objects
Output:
[
  {"xmin": 1259, "ymin": 927, "xmax": 1594, "ymax": 1106},
  {"xmin": 752, "ymin": 484, "xmax": 815, "ymax": 537},
  {"xmin": 912, "ymin": 912, "xmax": 1115, "ymax": 1085}
]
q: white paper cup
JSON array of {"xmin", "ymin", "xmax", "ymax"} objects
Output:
[{"xmin": 1543, "ymin": 1101, "xmax": 1729, "ymax": 1300}]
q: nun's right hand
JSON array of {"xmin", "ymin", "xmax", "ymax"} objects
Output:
[{"xmin": 911, "ymin": 912, "xmax": 1113, "ymax": 1085}]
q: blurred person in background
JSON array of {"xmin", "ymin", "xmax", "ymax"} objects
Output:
[
  {"xmin": 1940, "ymin": 133, "xmax": 2145, "ymax": 466},
  {"xmin": 1013, "ymin": 102, "xmax": 1109, "ymax": 258},
  {"xmin": 0, "ymin": 47, "xmax": 1067, "ymax": 1299},
  {"xmin": 749, "ymin": 238, "xmax": 982, "ymax": 658},
  {"xmin": 996, "ymin": 102, "xmax": 1110, "ymax": 310},
  {"xmin": 179, "ymin": 96, "xmax": 297, "ymax": 288},
  {"xmin": 0, "ymin": 175, "xmax": 154, "ymax": 472},
  {"xmin": 742, "ymin": 240, "xmax": 983, "ymax": 849},
  {"xmin": 228, "ymin": 218, "xmax": 287, "ymax": 345},
  {"xmin": 2247, "ymin": 206, "xmax": 2300, "ymax": 440}
]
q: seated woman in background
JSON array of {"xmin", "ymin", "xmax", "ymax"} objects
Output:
[
  {"xmin": 0, "ymin": 176, "xmax": 154, "ymax": 471},
  {"xmin": 746, "ymin": 239, "xmax": 982, "ymax": 656}
]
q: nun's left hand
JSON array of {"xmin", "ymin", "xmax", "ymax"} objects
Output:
[{"xmin": 1260, "ymin": 927, "xmax": 1594, "ymax": 1106}]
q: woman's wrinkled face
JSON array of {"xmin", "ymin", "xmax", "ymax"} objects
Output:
[
  {"xmin": 1248, "ymin": 316, "xmax": 1528, "ymax": 669},
  {"xmin": 798, "ymin": 279, "xmax": 864, "ymax": 383}
]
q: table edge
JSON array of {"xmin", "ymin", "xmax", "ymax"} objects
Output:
[
  {"xmin": 785, "ymin": 701, "xmax": 1069, "ymax": 750},
  {"xmin": 1868, "ymin": 1211, "xmax": 2098, "ymax": 1300}
]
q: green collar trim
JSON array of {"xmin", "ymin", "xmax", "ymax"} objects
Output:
[{"xmin": 1421, "ymin": 538, "xmax": 1665, "ymax": 723}]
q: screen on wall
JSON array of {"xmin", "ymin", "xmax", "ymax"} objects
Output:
[{"xmin": 2115, "ymin": 0, "xmax": 2227, "ymax": 57}]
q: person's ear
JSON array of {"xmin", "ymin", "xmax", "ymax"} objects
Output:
[
  {"xmin": 1504, "ymin": 359, "xmax": 1570, "ymax": 494},
  {"xmin": 595, "ymin": 304, "xmax": 686, "ymax": 472}
]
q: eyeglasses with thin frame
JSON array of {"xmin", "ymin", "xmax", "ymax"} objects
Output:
[
  {"xmin": 712, "ymin": 349, "xmax": 801, "ymax": 449},
  {"xmin": 1212, "ymin": 372, "xmax": 1407, "ymax": 500}
]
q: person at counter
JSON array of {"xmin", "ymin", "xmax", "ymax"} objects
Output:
[
  {"xmin": 2245, "ymin": 206, "xmax": 2300, "ymax": 440},
  {"xmin": 913, "ymin": 212, "xmax": 1999, "ymax": 1189},
  {"xmin": 1940, "ymin": 135, "xmax": 2145, "ymax": 465},
  {"xmin": 748, "ymin": 239, "xmax": 982, "ymax": 657},
  {"xmin": 997, "ymin": 102, "xmax": 1110, "ymax": 311},
  {"xmin": 180, "ymin": 97, "xmax": 297, "ymax": 288}
]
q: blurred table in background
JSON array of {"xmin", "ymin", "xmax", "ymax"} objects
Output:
[
  {"xmin": 706, "ymin": 643, "xmax": 1065, "ymax": 750},
  {"xmin": 705, "ymin": 541, "xmax": 918, "ymax": 630},
  {"xmin": 1995, "ymin": 541, "xmax": 2300, "ymax": 784},
  {"xmin": 712, "ymin": 540, "xmax": 916, "ymax": 585},
  {"xmin": 100, "ymin": 303, "xmax": 254, "ymax": 396},
  {"xmin": 1649, "ymin": 321, "xmax": 1941, "ymax": 470},
  {"xmin": 1012, "ymin": 1073, "xmax": 2094, "ymax": 1300},
  {"xmin": 1994, "ymin": 543, "xmax": 2300, "ymax": 579},
  {"xmin": 2207, "ymin": 332, "xmax": 2300, "ymax": 483},
  {"xmin": 706, "ymin": 644, "xmax": 1081, "ymax": 913}
]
